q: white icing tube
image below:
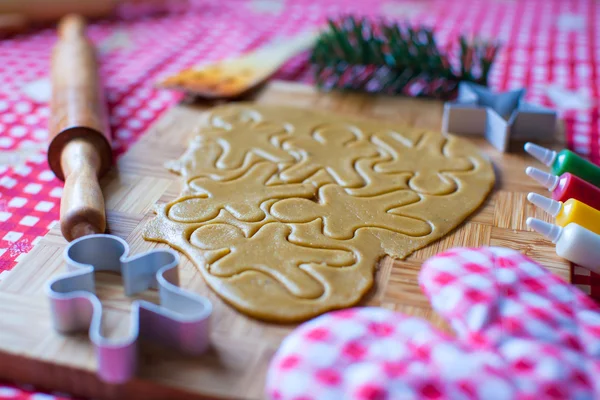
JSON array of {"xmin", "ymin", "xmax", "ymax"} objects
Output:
[
  {"xmin": 525, "ymin": 143, "xmax": 557, "ymax": 166},
  {"xmin": 527, "ymin": 218, "xmax": 600, "ymax": 274},
  {"xmin": 527, "ymin": 193, "xmax": 561, "ymax": 217},
  {"xmin": 526, "ymin": 167, "xmax": 559, "ymax": 191}
]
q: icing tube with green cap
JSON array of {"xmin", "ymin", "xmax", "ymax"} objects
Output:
[
  {"xmin": 525, "ymin": 143, "xmax": 600, "ymax": 188},
  {"xmin": 527, "ymin": 217, "xmax": 600, "ymax": 274}
]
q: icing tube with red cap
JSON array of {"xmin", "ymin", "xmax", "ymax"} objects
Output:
[
  {"xmin": 526, "ymin": 167, "xmax": 600, "ymax": 210},
  {"xmin": 525, "ymin": 143, "xmax": 600, "ymax": 188},
  {"xmin": 527, "ymin": 217, "xmax": 600, "ymax": 274}
]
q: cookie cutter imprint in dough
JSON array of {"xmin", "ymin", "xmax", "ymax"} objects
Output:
[
  {"xmin": 46, "ymin": 234, "xmax": 212, "ymax": 384},
  {"xmin": 144, "ymin": 104, "xmax": 495, "ymax": 322}
]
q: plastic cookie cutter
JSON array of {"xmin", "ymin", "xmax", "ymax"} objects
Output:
[{"xmin": 45, "ymin": 234, "xmax": 212, "ymax": 384}]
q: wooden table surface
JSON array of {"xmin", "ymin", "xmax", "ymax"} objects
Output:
[{"xmin": 0, "ymin": 81, "xmax": 568, "ymax": 400}]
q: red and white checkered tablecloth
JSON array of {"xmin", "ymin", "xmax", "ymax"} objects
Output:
[
  {"xmin": 0, "ymin": 0, "xmax": 599, "ymax": 398},
  {"xmin": 267, "ymin": 247, "xmax": 600, "ymax": 399}
]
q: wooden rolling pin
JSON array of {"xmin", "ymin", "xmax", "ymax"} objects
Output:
[
  {"xmin": 48, "ymin": 14, "xmax": 112, "ymax": 242},
  {"xmin": 0, "ymin": 0, "xmax": 116, "ymax": 37}
]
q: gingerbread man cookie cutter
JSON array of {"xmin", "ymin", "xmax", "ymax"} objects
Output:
[{"xmin": 46, "ymin": 234, "xmax": 212, "ymax": 384}]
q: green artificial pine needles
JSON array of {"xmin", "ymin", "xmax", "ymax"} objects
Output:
[{"xmin": 310, "ymin": 16, "xmax": 500, "ymax": 99}]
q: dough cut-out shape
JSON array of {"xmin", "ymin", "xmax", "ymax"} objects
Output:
[
  {"xmin": 169, "ymin": 162, "xmax": 316, "ymax": 223},
  {"xmin": 209, "ymin": 107, "xmax": 263, "ymax": 128},
  {"xmin": 165, "ymin": 137, "xmax": 262, "ymax": 181},
  {"xmin": 345, "ymin": 156, "xmax": 411, "ymax": 197},
  {"xmin": 197, "ymin": 117, "xmax": 294, "ymax": 169},
  {"xmin": 280, "ymin": 123, "xmax": 380, "ymax": 187},
  {"xmin": 191, "ymin": 222, "xmax": 355, "ymax": 299},
  {"xmin": 374, "ymin": 130, "xmax": 474, "ymax": 195},
  {"xmin": 271, "ymin": 184, "xmax": 430, "ymax": 240},
  {"xmin": 266, "ymin": 247, "xmax": 600, "ymax": 399},
  {"xmin": 144, "ymin": 104, "xmax": 494, "ymax": 322}
]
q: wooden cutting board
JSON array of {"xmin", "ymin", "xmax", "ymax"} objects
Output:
[{"xmin": 0, "ymin": 81, "xmax": 570, "ymax": 400}]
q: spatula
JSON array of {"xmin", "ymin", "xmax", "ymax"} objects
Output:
[{"xmin": 157, "ymin": 31, "xmax": 317, "ymax": 99}]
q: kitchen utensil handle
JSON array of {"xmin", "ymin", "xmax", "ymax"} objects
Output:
[{"xmin": 59, "ymin": 138, "xmax": 106, "ymax": 241}]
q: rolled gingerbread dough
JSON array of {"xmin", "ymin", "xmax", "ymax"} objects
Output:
[{"xmin": 144, "ymin": 104, "xmax": 494, "ymax": 322}]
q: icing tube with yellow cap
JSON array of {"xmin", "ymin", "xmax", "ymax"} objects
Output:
[
  {"xmin": 527, "ymin": 193, "xmax": 600, "ymax": 234},
  {"xmin": 527, "ymin": 218, "xmax": 600, "ymax": 274},
  {"xmin": 525, "ymin": 142, "xmax": 600, "ymax": 188}
]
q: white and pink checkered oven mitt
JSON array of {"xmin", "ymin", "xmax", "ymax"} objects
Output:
[{"xmin": 266, "ymin": 247, "xmax": 600, "ymax": 400}]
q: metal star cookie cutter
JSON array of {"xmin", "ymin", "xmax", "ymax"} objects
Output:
[
  {"xmin": 45, "ymin": 234, "xmax": 212, "ymax": 384},
  {"xmin": 442, "ymin": 82, "xmax": 557, "ymax": 152}
]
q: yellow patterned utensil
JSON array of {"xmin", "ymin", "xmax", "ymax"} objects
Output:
[{"xmin": 157, "ymin": 31, "xmax": 317, "ymax": 99}]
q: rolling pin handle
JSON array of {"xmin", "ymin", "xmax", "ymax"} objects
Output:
[{"xmin": 59, "ymin": 138, "xmax": 106, "ymax": 242}]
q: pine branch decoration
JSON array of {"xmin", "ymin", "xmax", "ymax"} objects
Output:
[{"xmin": 310, "ymin": 16, "xmax": 501, "ymax": 99}]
